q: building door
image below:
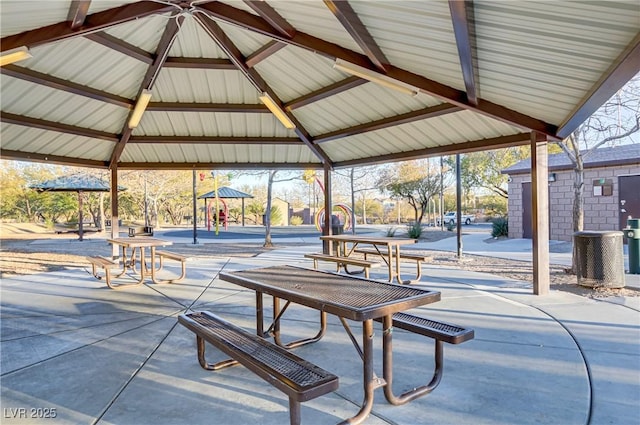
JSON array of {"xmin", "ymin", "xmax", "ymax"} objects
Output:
[
  {"xmin": 619, "ymin": 175, "xmax": 640, "ymax": 243},
  {"xmin": 522, "ymin": 182, "xmax": 551, "ymax": 239}
]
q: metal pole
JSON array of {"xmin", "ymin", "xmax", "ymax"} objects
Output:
[
  {"xmin": 456, "ymin": 154, "xmax": 462, "ymax": 258},
  {"xmin": 440, "ymin": 156, "xmax": 444, "ymax": 231},
  {"xmin": 192, "ymin": 170, "xmax": 197, "ymax": 244}
]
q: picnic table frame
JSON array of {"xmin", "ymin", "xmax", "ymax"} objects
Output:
[
  {"xmin": 219, "ymin": 265, "xmax": 441, "ymax": 425},
  {"xmin": 319, "ymin": 234, "xmax": 417, "ymax": 284},
  {"xmin": 107, "ymin": 237, "xmax": 173, "ymax": 284}
]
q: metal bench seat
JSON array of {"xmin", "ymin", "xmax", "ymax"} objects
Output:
[{"xmin": 178, "ymin": 311, "xmax": 339, "ymax": 425}]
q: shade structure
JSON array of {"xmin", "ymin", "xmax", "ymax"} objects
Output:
[
  {"xmin": 198, "ymin": 187, "xmax": 254, "ymax": 227},
  {"xmin": 30, "ymin": 174, "xmax": 126, "ymax": 241}
]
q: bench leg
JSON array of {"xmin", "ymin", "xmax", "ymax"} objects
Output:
[
  {"xmin": 382, "ymin": 315, "xmax": 444, "ymax": 405},
  {"xmin": 289, "ymin": 398, "xmax": 301, "ymax": 425},
  {"xmin": 152, "ymin": 257, "xmax": 186, "ymax": 284},
  {"xmin": 196, "ymin": 336, "xmax": 239, "ymax": 370}
]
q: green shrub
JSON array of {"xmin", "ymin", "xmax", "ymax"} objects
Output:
[
  {"xmin": 290, "ymin": 215, "xmax": 303, "ymax": 226},
  {"xmin": 491, "ymin": 217, "xmax": 508, "ymax": 237},
  {"xmin": 386, "ymin": 227, "xmax": 397, "ymax": 237},
  {"xmin": 407, "ymin": 222, "xmax": 423, "ymax": 239}
]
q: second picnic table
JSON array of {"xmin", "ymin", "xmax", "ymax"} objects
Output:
[{"xmin": 319, "ymin": 234, "xmax": 418, "ymax": 284}]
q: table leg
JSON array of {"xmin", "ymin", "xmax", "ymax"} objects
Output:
[
  {"xmin": 386, "ymin": 247, "xmax": 394, "ymax": 282},
  {"xmin": 113, "ymin": 245, "xmax": 128, "ymax": 278},
  {"xmin": 256, "ymin": 292, "xmax": 264, "ymax": 337},
  {"xmin": 339, "ymin": 319, "xmax": 379, "ymax": 425}
]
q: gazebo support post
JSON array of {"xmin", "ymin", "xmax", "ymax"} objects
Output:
[
  {"xmin": 531, "ymin": 132, "xmax": 550, "ymax": 295},
  {"xmin": 322, "ymin": 164, "xmax": 332, "ymax": 254},
  {"xmin": 110, "ymin": 167, "xmax": 119, "ymax": 259},
  {"xmin": 78, "ymin": 191, "xmax": 84, "ymax": 242}
]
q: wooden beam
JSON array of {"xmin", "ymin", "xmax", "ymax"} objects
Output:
[
  {"xmin": 194, "ymin": 13, "xmax": 333, "ymax": 165},
  {"xmin": 530, "ymin": 132, "xmax": 550, "ymax": 295},
  {"xmin": 557, "ymin": 32, "xmax": 640, "ymax": 138},
  {"xmin": 314, "ymin": 104, "xmax": 461, "ymax": 144},
  {"xmin": 197, "ymin": 1, "xmax": 559, "ymax": 138},
  {"xmin": 1, "ymin": 2, "xmax": 175, "ymax": 51},
  {"xmin": 284, "ymin": 76, "xmax": 366, "ymax": 110},
  {"xmin": 163, "ymin": 57, "xmax": 236, "ymax": 69},
  {"xmin": 146, "ymin": 102, "xmax": 269, "ymax": 113},
  {"xmin": 0, "ymin": 112, "xmax": 119, "ymax": 142},
  {"xmin": 110, "ymin": 13, "xmax": 184, "ymax": 166},
  {"xmin": 129, "ymin": 136, "xmax": 302, "ymax": 145},
  {"xmin": 246, "ymin": 40, "xmax": 287, "ymax": 68},
  {"xmin": 324, "ymin": 0, "xmax": 388, "ymax": 72},
  {"xmin": 85, "ymin": 32, "xmax": 154, "ymax": 64},
  {"xmin": 335, "ymin": 132, "xmax": 531, "ymax": 168},
  {"xmin": 116, "ymin": 162, "xmax": 322, "ymax": 170},
  {"xmin": 68, "ymin": 0, "xmax": 91, "ymax": 30},
  {"xmin": 0, "ymin": 65, "xmax": 133, "ymax": 109},
  {"xmin": 0, "ymin": 149, "xmax": 107, "ymax": 168},
  {"xmin": 242, "ymin": 0, "xmax": 296, "ymax": 38},
  {"xmin": 448, "ymin": 0, "xmax": 478, "ymax": 105}
]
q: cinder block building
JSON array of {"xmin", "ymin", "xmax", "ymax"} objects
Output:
[{"xmin": 502, "ymin": 144, "xmax": 640, "ymax": 242}]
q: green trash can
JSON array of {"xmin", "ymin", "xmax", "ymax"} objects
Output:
[
  {"xmin": 574, "ymin": 231, "xmax": 625, "ymax": 288},
  {"xmin": 623, "ymin": 218, "xmax": 640, "ymax": 274}
]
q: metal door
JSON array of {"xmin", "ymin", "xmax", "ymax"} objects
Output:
[{"xmin": 619, "ymin": 174, "xmax": 640, "ymax": 244}]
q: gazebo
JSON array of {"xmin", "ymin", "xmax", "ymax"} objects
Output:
[
  {"xmin": 198, "ymin": 187, "xmax": 254, "ymax": 228},
  {"xmin": 29, "ymin": 174, "xmax": 126, "ymax": 241},
  {"xmin": 2, "ymin": 1, "xmax": 638, "ymax": 294}
]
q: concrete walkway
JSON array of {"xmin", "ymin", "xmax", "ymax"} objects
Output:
[{"xmin": 1, "ymin": 228, "xmax": 639, "ymax": 424}]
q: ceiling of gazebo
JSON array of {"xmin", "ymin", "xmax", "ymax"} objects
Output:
[{"xmin": 1, "ymin": 1, "xmax": 638, "ymax": 171}]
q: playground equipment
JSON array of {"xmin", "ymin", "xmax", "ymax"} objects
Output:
[{"xmin": 308, "ymin": 174, "xmax": 353, "ymax": 232}]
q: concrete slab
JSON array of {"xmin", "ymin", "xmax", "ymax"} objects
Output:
[{"xmin": 1, "ymin": 236, "xmax": 638, "ymax": 425}]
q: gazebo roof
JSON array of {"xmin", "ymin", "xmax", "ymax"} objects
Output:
[
  {"xmin": 29, "ymin": 174, "xmax": 126, "ymax": 192},
  {"xmin": 198, "ymin": 187, "xmax": 254, "ymax": 199},
  {"xmin": 1, "ymin": 1, "xmax": 638, "ymax": 170}
]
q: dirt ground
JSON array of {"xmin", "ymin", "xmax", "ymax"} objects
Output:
[{"xmin": 1, "ymin": 222, "xmax": 637, "ymax": 299}]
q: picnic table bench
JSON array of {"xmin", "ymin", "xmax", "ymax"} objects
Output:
[
  {"xmin": 85, "ymin": 255, "xmax": 143, "ymax": 290},
  {"xmin": 178, "ymin": 311, "xmax": 339, "ymax": 425},
  {"xmin": 354, "ymin": 248, "xmax": 431, "ymax": 283},
  {"xmin": 375, "ymin": 312, "xmax": 474, "ymax": 404},
  {"xmin": 154, "ymin": 250, "xmax": 187, "ymax": 283},
  {"xmin": 304, "ymin": 252, "xmax": 382, "ymax": 278}
]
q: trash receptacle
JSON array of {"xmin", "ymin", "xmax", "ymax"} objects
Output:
[
  {"xmin": 574, "ymin": 231, "xmax": 625, "ymax": 288},
  {"xmin": 623, "ymin": 218, "xmax": 640, "ymax": 274}
]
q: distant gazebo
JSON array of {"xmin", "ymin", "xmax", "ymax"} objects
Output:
[
  {"xmin": 198, "ymin": 187, "xmax": 254, "ymax": 227},
  {"xmin": 30, "ymin": 174, "xmax": 126, "ymax": 241}
]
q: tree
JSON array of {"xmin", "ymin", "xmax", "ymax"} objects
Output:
[
  {"xmin": 263, "ymin": 170, "xmax": 299, "ymax": 247},
  {"xmin": 377, "ymin": 160, "xmax": 441, "ymax": 225},
  {"xmin": 334, "ymin": 166, "xmax": 381, "ymax": 233},
  {"xmin": 555, "ymin": 75, "xmax": 639, "ymax": 271}
]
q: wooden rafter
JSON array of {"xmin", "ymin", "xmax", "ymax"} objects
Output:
[
  {"xmin": 116, "ymin": 161, "xmax": 322, "ymax": 170},
  {"xmin": 0, "ymin": 112, "xmax": 118, "ymax": 142},
  {"xmin": 324, "ymin": 0, "xmax": 388, "ymax": 72},
  {"xmin": 246, "ymin": 40, "xmax": 287, "ymax": 68},
  {"xmin": 193, "ymin": 12, "xmax": 332, "ymax": 165},
  {"xmin": 335, "ymin": 133, "xmax": 532, "ymax": 168},
  {"xmin": 130, "ymin": 136, "xmax": 302, "ymax": 145},
  {"xmin": 197, "ymin": 1, "xmax": 559, "ymax": 138},
  {"xmin": 67, "ymin": 0, "xmax": 91, "ymax": 30},
  {"xmin": 85, "ymin": 32, "xmax": 154, "ymax": 64},
  {"xmin": 0, "ymin": 65, "xmax": 133, "ymax": 109},
  {"xmin": 163, "ymin": 57, "xmax": 236, "ymax": 69},
  {"xmin": 285, "ymin": 76, "xmax": 366, "ymax": 110},
  {"xmin": 242, "ymin": 1, "xmax": 296, "ymax": 38},
  {"xmin": 0, "ymin": 149, "xmax": 107, "ymax": 168},
  {"xmin": 109, "ymin": 13, "xmax": 184, "ymax": 167},
  {"xmin": 1, "ymin": 2, "xmax": 175, "ymax": 51},
  {"xmin": 557, "ymin": 32, "xmax": 640, "ymax": 139},
  {"xmin": 314, "ymin": 104, "xmax": 461, "ymax": 144},
  {"xmin": 448, "ymin": 0, "xmax": 478, "ymax": 105},
  {"xmin": 146, "ymin": 103, "xmax": 269, "ymax": 113}
]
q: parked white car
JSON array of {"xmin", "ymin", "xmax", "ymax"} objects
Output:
[{"xmin": 437, "ymin": 212, "xmax": 475, "ymax": 226}]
